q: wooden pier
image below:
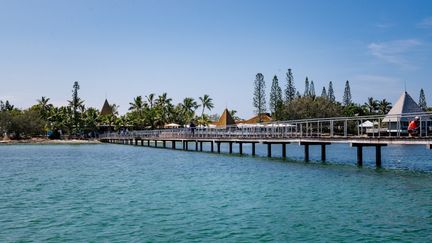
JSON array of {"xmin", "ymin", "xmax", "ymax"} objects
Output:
[
  {"xmin": 100, "ymin": 112, "xmax": 432, "ymax": 168},
  {"xmin": 101, "ymin": 137, "xmax": 432, "ymax": 168}
]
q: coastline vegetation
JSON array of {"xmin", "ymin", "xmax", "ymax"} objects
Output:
[
  {"xmin": 0, "ymin": 81, "xmax": 215, "ymax": 139},
  {"xmin": 258, "ymin": 69, "xmax": 429, "ymax": 120},
  {"xmin": 0, "ymin": 68, "xmax": 430, "ymax": 140}
]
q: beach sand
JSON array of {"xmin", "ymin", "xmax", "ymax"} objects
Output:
[{"xmin": 0, "ymin": 138, "xmax": 101, "ymax": 145}]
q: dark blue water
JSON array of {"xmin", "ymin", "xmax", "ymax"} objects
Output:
[{"xmin": 1, "ymin": 144, "xmax": 431, "ymax": 242}]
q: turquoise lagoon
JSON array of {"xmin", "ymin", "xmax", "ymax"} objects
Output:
[{"xmin": 1, "ymin": 144, "xmax": 431, "ymax": 242}]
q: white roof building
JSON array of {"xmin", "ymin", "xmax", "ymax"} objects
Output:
[{"xmin": 382, "ymin": 92, "xmax": 427, "ymax": 122}]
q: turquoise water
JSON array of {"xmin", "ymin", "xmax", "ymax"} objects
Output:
[{"xmin": 1, "ymin": 144, "xmax": 432, "ymax": 242}]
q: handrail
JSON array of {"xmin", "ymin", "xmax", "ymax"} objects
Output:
[{"xmin": 100, "ymin": 112, "xmax": 432, "ymax": 140}]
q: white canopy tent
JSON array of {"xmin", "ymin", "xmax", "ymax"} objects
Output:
[{"xmin": 358, "ymin": 120, "xmax": 374, "ymax": 128}]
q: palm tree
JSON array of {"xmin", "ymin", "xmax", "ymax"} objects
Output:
[
  {"xmin": 146, "ymin": 93, "xmax": 155, "ymax": 109},
  {"xmin": 230, "ymin": 110, "xmax": 241, "ymax": 121},
  {"xmin": 181, "ymin": 97, "xmax": 199, "ymax": 124},
  {"xmin": 83, "ymin": 107, "xmax": 100, "ymax": 135},
  {"xmin": 197, "ymin": 114, "xmax": 211, "ymax": 126},
  {"xmin": 154, "ymin": 93, "xmax": 173, "ymax": 127},
  {"xmin": 378, "ymin": 99, "xmax": 392, "ymax": 114},
  {"xmin": 129, "ymin": 96, "xmax": 145, "ymax": 112},
  {"xmin": 199, "ymin": 94, "xmax": 214, "ymax": 118},
  {"xmin": 182, "ymin": 97, "xmax": 199, "ymax": 114},
  {"xmin": 36, "ymin": 96, "xmax": 53, "ymax": 120},
  {"xmin": 363, "ymin": 97, "xmax": 378, "ymax": 114}
]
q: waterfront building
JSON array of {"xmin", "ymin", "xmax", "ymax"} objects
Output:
[{"xmin": 383, "ymin": 91, "xmax": 430, "ymax": 135}]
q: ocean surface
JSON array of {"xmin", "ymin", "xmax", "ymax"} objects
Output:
[{"xmin": 1, "ymin": 144, "xmax": 431, "ymax": 242}]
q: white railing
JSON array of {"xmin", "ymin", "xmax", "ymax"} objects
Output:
[{"xmin": 101, "ymin": 112, "xmax": 432, "ymax": 140}]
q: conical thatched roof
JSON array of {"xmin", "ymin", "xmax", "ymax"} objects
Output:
[
  {"xmin": 242, "ymin": 113, "xmax": 272, "ymax": 124},
  {"xmin": 383, "ymin": 92, "xmax": 426, "ymax": 122},
  {"xmin": 100, "ymin": 99, "xmax": 113, "ymax": 116},
  {"xmin": 216, "ymin": 108, "xmax": 236, "ymax": 127}
]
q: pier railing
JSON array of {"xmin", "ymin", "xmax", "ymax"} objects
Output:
[{"xmin": 101, "ymin": 112, "xmax": 432, "ymax": 140}]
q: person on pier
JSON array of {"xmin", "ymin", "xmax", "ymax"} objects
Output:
[
  {"xmin": 189, "ymin": 120, "xmax": 196, "ymax": 136},
  {"xmin": 408, "ymin": 116, "xmax": 420, "ymax": 137}
]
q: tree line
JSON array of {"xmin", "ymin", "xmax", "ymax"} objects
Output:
[
  {"xmin": 0, "ymin": 81, "xmax": 214, "ymax": 139},
  {"xmin": 253, "ymin": 69, "xmax": 430, "ymax": 120}
]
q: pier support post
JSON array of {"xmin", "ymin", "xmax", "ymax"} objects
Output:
[
  {"xmin": 141, "ymin": 140, "xmax": 144, "ymax": 146},
  {"xmin": 304, "ymin": 144, "xmax": 310, "ymax": 162},
  {"xmin": 154, "ymin": 140, "xmax": 158, "ymax": 147},
  {"xmin": 172, "ymin": 141, "xmax": 176, "ymax": 149},
  {"xmin": 376, "ymin": 145, "xmax": 382, "ymax": 168},
  {"xmin": 267, "ymin": 143, "xmax": 272, "ymax": 158},
  {"xmin": 352, "ymin": 143, "xmax": 387, "ymax": 168},
  {"xmin": 217, "ymin": 142, "xmax": 221, "ymax": 153},
  {"xmin": 229, "ymin": 142, "xmax": 233, "ymax": 154},
  {"xmin": 239, "ymin": 142, "xmax": 243, "ymax": 155},
  {"xmin": 211, "ymin": 141, "xmax": 214, "ymax": 152},
  {"xmin": 195, "ymin": 141, "xmax": 199, "ymax": 151},
  {"xmin": 163, "ymin": 140, "xmax": 166, "ymax": 148},
  {"xmin": 199, "ymin": 142, "xmax": 203, "ymax": 151},
  {"xmin": 147, "ymin": 140, "xmax": 150, "ymax": 146},
  {"xmin": 252, "ymin": 143, "xmax": 256, "ymax": 156},
  {"xmin": 321, "ymin": 144, "xmax": 326, "ymax": 161},
  {"xmin": 356, "ymin": 145, "xmax": 363, "ymax": 166},
  {"xmin": 135, "ymin": 139, "xmax": 138, "ymax": 146},
  {"xmin": 282, "ymin": 143, "xmax": 286, "ymax": 158},
  {"xmin": 185, "ymin": 141, "xmax": 189, "ymax": 150}
]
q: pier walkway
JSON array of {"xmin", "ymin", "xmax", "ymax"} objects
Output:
[{"xmin": 100, "ymin": 112, "xmax": 432, "ymax": 167}]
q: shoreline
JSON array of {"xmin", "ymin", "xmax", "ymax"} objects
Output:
[{"xmin": 0, "ymin": 138, "xmax": 101, "ymax": 145}]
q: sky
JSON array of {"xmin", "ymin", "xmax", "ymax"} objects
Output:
[{"xmin": 1, "ymin": 0, "xmax": 432, "ymax": 118}]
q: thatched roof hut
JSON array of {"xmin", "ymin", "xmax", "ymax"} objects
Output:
[
  {"xmin": 241, "ymin": 113, "xmax": 273, "ymax": 124},
  {"xmin": 100, "ymin": 99, "xmax": 113, "ymax": 116},
  {"xmin": 214, "ymin": 108, "xmax": 236, "ymax": 128}
]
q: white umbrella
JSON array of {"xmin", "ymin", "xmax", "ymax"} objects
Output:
[
  {"xmin": 164, "ymin": 123, "xmax": 180, "ymax": 128},
  {"xmin": 358, "ymin": 120, "xmax": 374, "ymax": 128}
]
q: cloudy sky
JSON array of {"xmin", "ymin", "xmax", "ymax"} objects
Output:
[{"xmin": 1, "ymin": 0, "xmax": 431, "ymax": 118}]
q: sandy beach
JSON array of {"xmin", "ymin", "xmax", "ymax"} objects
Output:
[{"xmin": 0, "ymin": 138, "xmax": 101, "ymax": 145}]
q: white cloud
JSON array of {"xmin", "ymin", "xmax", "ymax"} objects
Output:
[
  {"xmin": 417, "ymin": 17, "xmax": 432, "ymax": 28},
  {"xmin": 367, "ymin": 39, "xmax": 421, "ymax": 69},
  {"xmin": 375, "ymin": 23, "xmax": 393, "ymax": 29}
]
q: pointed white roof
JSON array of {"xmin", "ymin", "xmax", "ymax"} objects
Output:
[
  {"xmin": 358, "ymin": 120, "xmax": 374, "ymax": 128},
  {"xmin": 383, "ymin": 92, "xmax": 425, "ymax": 122}
]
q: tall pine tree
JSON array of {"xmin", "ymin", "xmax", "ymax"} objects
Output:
[
  {"xmin": 419, "ymin": 88, "xmax": 427, "ymax": 111},
  {"xmin": 285, "ymin": 68, "xmax": 296, "ymax": 102},
  {"xmin": 321, "ymin": 87, "xmax": 327, "ymax": 98},
  {"xmin": 328, "ymin": 81, "xmax": 335, "ymax": 102},
  {"xmin": 343, "ymin": 80, "xmax": 352, "ymax": 106},
  {"xmin": 310, "ymin": 80, "xmax": 316, "ymax": 97},
  {"xmin": 304, "ymin": 77, "xmax": 310, "ymax": 97},
  {"xmin": 253, "ymin": 73, "xmax": 267, "ymax": 121},
  {"xmin": 269, "ymin": 75, "xmax": 283, "ymax": 118},
  {"xmin": 68, "ymin": 81, "xmax": 84, "ymax": 135}
]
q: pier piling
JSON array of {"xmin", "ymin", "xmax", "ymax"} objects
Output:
[
  {"xmin": 356, "ymin": 145, "xmax": 363, "ymax": 166},
  {"xmin": 267, "ymin": 143, "xmax": 272, "ymax": 157},
  {"xmin": 282, "ymin": 143, "xmax": 286, "ymax": 158},
  {"xmin": 252, "ymin": 143, "xmax": 256, "ymax": 156}
]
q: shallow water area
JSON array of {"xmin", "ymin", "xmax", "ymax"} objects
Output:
[{"xmin": 1, "ymin": 144, "xmax": 431, "ymax": 242}]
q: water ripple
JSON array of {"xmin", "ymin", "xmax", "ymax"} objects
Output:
[{"xmin": 0, "ymin": 144, "xmax": 431, "ymax": 242}]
